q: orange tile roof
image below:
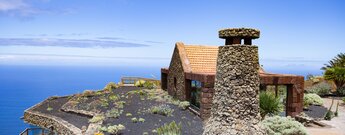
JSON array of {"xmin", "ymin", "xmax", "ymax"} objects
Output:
[{"xmin": 184, "ymin": 45, "xmax": 219, "ymax": 73}]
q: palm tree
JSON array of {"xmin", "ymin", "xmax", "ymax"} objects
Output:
[
  {"xmin": 259, "ymin": 91, "xmax": 284, "ymax": 119},
  {"xmin": 321, "ymin": 53, "xmax": 345, "ymax": 70},
  {"xmin": 324, "ymin": 67, "xmax": 345, "ymax": 88}
]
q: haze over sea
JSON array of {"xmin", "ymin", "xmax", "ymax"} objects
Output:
[{"xmin": 0, "ymin": 64, "xmax": 321, "ymax": 135}]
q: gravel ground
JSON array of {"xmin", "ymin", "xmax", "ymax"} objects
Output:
[
  {"xmin": 303, "ymin": 105, "xmax": 327, "ymax": 119},
  {"xmin": 33, "ymin": 97, "xmax": 90, "ymax": 129}
]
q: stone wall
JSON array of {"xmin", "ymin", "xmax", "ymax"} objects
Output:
[
  {"xmin": 203, "ymin": 45, "xmax": 264, "ymax": 135},
  {"xmin": 23, "ymin": 98, "xmax": 82, "ymax": 135},
  {"xmin": 167, "ymin": 46, "xmax": 186, "ymax": 100}
]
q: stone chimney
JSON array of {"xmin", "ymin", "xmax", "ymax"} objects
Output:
[{"xmin": 203, "ymin": 28, "xmax": 265, "ymax": 135}]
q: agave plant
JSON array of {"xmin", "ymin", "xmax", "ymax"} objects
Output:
[
  {"xmin": 156, "ymin": 121, "xmax": 181, "ymax": 135},
  {"xmin": 259, "ymin": 91, "xmax": 284, "ymax": 119}
]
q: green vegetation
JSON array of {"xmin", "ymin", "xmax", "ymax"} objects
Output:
[
  {"xmin": 47, "ymin": 106, "xmax": 53, "ymax": 111},
  {"xmin": 125, "ymin": 113, "xmax": 132, "ymax": 117},
  {"xmin": 135, "ymin": 80, "xmax": 146, "ymax": 87},
  {"xmin": 324, "ymin": 67, "xmax": 345, "ymax": 90},
  {"xmin": 99, "ymin": 124, "xmax": 125, "ymax": 134},
  {"xmin": 335, "ymin": 101, "xmax": 339, "ymax": 117},
  {"xmin": 115, "ymin": 101, "xmax": 126, "ymax": 108},
  {"xmin": 156, "ymin": 121, "xmax": 181, "ymax": 135},
  {"xmin": 322, "ymin": 53, "xmax": 345, "ymax": 70},
  {"xmin": 259, "ymin": 91, "xmax": 284, "ymax": 119},
  {"xmin": 150, "ymin": 104, "xmax": 174, "ymax": 116},
  {"xmin": 324, "ymin": 98, "xmax": 335, "ymax": 120},
  {"xmin": 99, "ymin": 97, "xmax": 109, "ymax": 108},
  {"xmin": 104, "ymin": 82, "xmax": 118, "ymax": 92},
  {"xmin": 303, "ymin": 93, "xmax": 324, "ymax": 108},
  {"xmin": 343, "ymin": 97, "xmax": 345, "ymax": 103},
  {"xmin": 105, "ymin": 108, "xmax": 123, "ymax": 118},
  {"xmin": 109, "ymin": 94, "xmax": 119, "ymax": 101},
  {"xmin": 306, "ymin": 82, "xmax": 332, "ymax": 96},
  {"xmin": 138, "ymin": 118, "xmax": 145, "ymax": 123},
  {"xmin": 143, "ymin": 81, "xmax": 156, "ymax": 89},
  {"xmin": 178, "ymin": 101, "xmax": 190, "ymax": 110},
  {"xmin": 89, "ymin": 115, "xmax": 105, "ymax": 123},
  {"xmin": 260, "ymin": 116, "xmax": 307, "ymax": 135},
  {"xmin": 82, "ymin": 90, "xmax": 95, "ymax": 97},
  {"xmin": 336, "ymin": 86, "xmax": 345, "ymax": 96},
  {"xmin": 131, "ymin": 117, "xmax": 138, "ymax": 123}
]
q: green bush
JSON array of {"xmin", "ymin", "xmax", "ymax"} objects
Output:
[
  {"xmin": 156, "ymin": 121, "xmax": 181, "ymax": 135},
  {"xmin": 306, "ymin": 82, "xmax": 332, "ymax": 96},
  {"xmin": 336, "ymin": 87, "xmax": 345, "ymax": 96},
  {"xmin": 343, "ymin": 97, "xmax": 345, "ymax": 103},
  {"xmin": 303, "ymin": 93, "xmax": 324, "ymax": 108},
  {"xmin": 104, "ymin": 82, "xmax": 118, "ymax": 92},
  {"xmin": 178, "ymin": 101, "xmax": 190, "ymax": 110},
  {"xmin": 126, "ymin": 113, "xmax": 132, "ymax": 117},
  {"xmin": 105, "ymin": 108, "xmax": 123, "ymax": 118},
  {"xmin": 150, "ymin": 104, "xmax": 174, "ymax": 116},
  {"xmin": 138, "ymin": 118, "xmax": 145, "ymax": 123},
  {"xmin": 135, "ymin": 80, "xmax": 146, "ymax": 87},
  {"xmin": 259, "ymin": 91, "xmax": 284, "ymax": 119},
  {"xmin": 143, "ymin": 81, "xmax": 156, "ymax": 89},
  {"xmin": 82, "ymin": 90, "xmax": 95, "ymax": 97},
  {"xmin": 99, "ymin": 124, "xmax": 125, "ymax": 134},
  {"xmin": 89, "ymin": 115, "xmax": 105, "ymax": 123},
  {"xmin": 260, "ymin": 116, "xmax": 307, "ymax": 135},
  {"xmin": 131, "ymin": 117, "xmax": 138, "ymax": 123}
]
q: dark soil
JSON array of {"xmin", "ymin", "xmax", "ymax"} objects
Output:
[
  {"xmin": 102, "ymin": 87, "xmax": 203, "ymax": 135},
  {"xmin": 32, "ymin": 96, "xmax": 90, "ymax": 129},
  {"xmin": 303, "ymin": 105, "xmax": 328, "ymax": 119},
  {"xmin": 33, "ymin": 86, "xmax": 203, "ymax": 135}
]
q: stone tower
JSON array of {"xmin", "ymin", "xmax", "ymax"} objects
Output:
[{"xmin": 203, "ymin": 28, "xmax": 265, "ymax": 135}]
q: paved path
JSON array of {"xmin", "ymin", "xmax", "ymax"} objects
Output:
[{"xmin": 306, "ymin": 97, "xmax": 345, "ymax": 135}]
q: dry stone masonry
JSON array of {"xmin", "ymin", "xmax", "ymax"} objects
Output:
[{"xmin": 203, "ymin": 28, "xmax": 265, "ymax": 135}]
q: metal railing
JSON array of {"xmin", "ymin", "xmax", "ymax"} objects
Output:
[
  {"xmin": 121, "ymin": 76, "xmax": 158, "ymax": 86},
  {"xmin": 20, "ymin": 128, "xmax": 56, "ymax": 135}
]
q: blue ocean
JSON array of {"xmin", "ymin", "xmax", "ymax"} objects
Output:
[{"xmin": 0, "ymin": 65, "xmax": 321, "ymax": 134}]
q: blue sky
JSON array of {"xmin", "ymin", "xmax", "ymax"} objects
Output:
[{"xmin": 0, "ymin": 0, "xmax": 344, "ymax": 75}]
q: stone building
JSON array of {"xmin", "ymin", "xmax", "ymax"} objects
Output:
[{"xmin": 161, "ymin": 29, "xmax": 304, "ymax": 120}]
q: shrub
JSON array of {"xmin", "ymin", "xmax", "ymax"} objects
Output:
[
  {"xmin": 126, "ymin": 113, "xmax": 132, "ymax": 117},
  {"xmin": 150, "ymin": 104, "xmax": 174, "ymax": 116},
  {"xmin": 303, "ymin": 93, "xmax": 324, "ymax": 108},
  {"xmin": 131, "ymin": 117, "xmax": 138, "ymax": 123},
  {"xmin": 47, "ymin": 106, "xmax": 53, "ymax": 111},
  {"xmin": 156, "ymin": 121, "xmax": 181, "ymax": 135},
  {"xmin": 89, "ymin": 115, "xmax": 105, "ymax": 123},
  {"xmin": 178, "ymin": 101, "xmax": 190, "ymax": 110},
  {"xmin": 260, "ymin": 116, "xmax": 307, "ymax": 135},
  {"xmin": 82, "ymin": 90, "xmax": 95, "ymax": 97},
  {"xmin": 99, "ymin": 124, "xmax": 125, "ymax": 134},
  {"xmin": 109, "ymin": 94, "xmax": 119, "ymax": 101},
  {"xmin": 306, "ymin": 82, "xmax": 332, "ymax": 96},
  {"xmin": 259, "ymin": 91, "xmax": 284, "ymax": 119},
  {"xmin": 138, "ymin": 118, "xmax": 145, "ymax": 123},
  {"xmin": 115, "ymin": 101, "xmax": 126, "ymax": 108},
  {"xmin": 343, "ymin": 97, "xmax": 345, "ymax": 103},
  {"xmin": 106, "ymin": 108, "xmax": 122, "ymax": 118},
  {"xmin": 336, "ymin": 87, "xmax": 345, "ymax": 96},
  {"xmin": 135, "ymin": 80, "xmax": 146, "ymax": 87},
  {"xmin": 143, "ymin": 81, "xmax": 156, "ymax": 89},
  {"xmin": 104, "ymin": 82, "xmax": 118, "ymax": 92}
]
